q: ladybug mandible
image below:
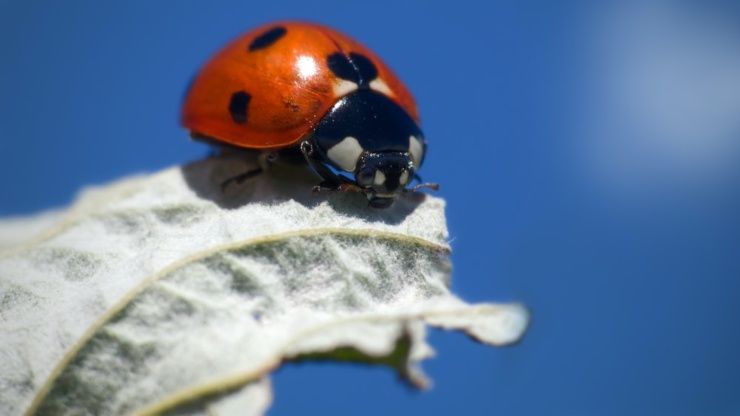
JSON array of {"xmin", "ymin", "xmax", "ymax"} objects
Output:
[{"xmin": 182, "ymin": 21, "xmax": 437, "ymax": 208}]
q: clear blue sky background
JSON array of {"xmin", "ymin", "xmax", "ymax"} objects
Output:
[{"xmin": 2, "ymin": 1, "xmax": 740, "ymax": 415}]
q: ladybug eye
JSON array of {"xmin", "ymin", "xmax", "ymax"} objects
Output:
[{"xmin": 356, "ymin": 170, "xmax": 374, "ymax": 186}]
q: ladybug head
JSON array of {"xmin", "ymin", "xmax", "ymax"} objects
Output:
[
  {"xmin": 308, "ymin": 88, "xmax": 427, "ymax": 209},
  {"xmin": 355, "ymin": 151, "xmax": 414, "ymax": 208}
]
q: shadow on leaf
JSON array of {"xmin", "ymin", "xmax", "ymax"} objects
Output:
[{"xmin": 180, "ymin": 151, "xmax": 426, "ymax": 225}]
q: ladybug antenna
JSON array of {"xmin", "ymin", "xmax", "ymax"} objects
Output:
[
  {"xmin": 407, "ymin": 173, "xmax": 439, "ymax": 192},
  {"xmin": 409, "ymin": 182, "xmax": 440, "ymax": 192}
]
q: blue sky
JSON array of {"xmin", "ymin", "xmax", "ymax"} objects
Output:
[{"xmin": 2, "ymin": 1, "xmax": 739, "ymax": 414}]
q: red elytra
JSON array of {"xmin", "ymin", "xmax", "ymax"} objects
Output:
[{"xmin": 181, "ymin": 21, "xmax": 419, "ymax": 150}]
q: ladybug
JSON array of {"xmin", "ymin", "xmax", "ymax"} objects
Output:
[{"xmin": 182, "ymin": 21, "xmax": 437, "ymax": 208}]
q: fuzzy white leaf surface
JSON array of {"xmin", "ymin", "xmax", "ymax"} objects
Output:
[{"xmin": 0, "ymin": 155, "xmax": 528, "ymax": 415}]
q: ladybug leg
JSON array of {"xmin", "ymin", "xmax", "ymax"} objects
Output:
[
  {"xmin": 300, "ymin": 140, "xmax": 355, "ymax": 193},
  {"xmin": 334, "ymin": 182, "xmax": 364, "ymax": 193},
  {"xmin": 313, "ymin": 181, "xmax": 340, "ymax": 194},
  {"xmin": 220, "ymin": 167, "xmax": 263, "ymax": 191},
  {"xmin": 220, "ymin": 151, "xmax": 275, "ymax": 191},
  {"xmin": 312, "ymin": 182, "xmax": 364, "ymax": 195}
]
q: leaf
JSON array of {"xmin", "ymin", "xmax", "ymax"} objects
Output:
[{"xmin": 0, "ymin": 155, "xmax": 528, "ymax": 415}]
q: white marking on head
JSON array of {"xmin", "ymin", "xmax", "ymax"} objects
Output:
[
  {"xmin": 369, "ymin": 78, "xmax": 394, "ymax": 96},
  {"xmin": 373, "ymin": 170, "xmax": 386, "ymax": 186},
  {"xmin": 333, "ymin": 80, "xmax": 358, "ymax": 97},
  {"xmin": 409, "ymin": 135, "xmax": 424, "ymax": 167},
  {"xmin": 296, "ymin": 55, "xmax": 318, "ymax": 79},
  {"xmin": 399, "ymin": 170, "xmax": 409, "ymax": 185},
  {"xmin": 327, "ymin": 136, "xmax": 363, "ymax": 172}
]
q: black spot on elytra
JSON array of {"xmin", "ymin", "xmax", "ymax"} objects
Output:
[
  {"xmin": 326, "ymin": 52, "xmax": 378, "ymax": 87},
  {"xmin": 327, "ymin": 53, "xmax": 359, "ymax": 83},
  {"xmin": 229, "ymin": 91, "xmax": 251, "ymax": 124},
  {"xmin": 249, "ymin": 26, "xmax": 287, "ymax": 51},
  {"xmin": 349, "ymin": 53, "xmax": 378, "ymax": 83}
]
